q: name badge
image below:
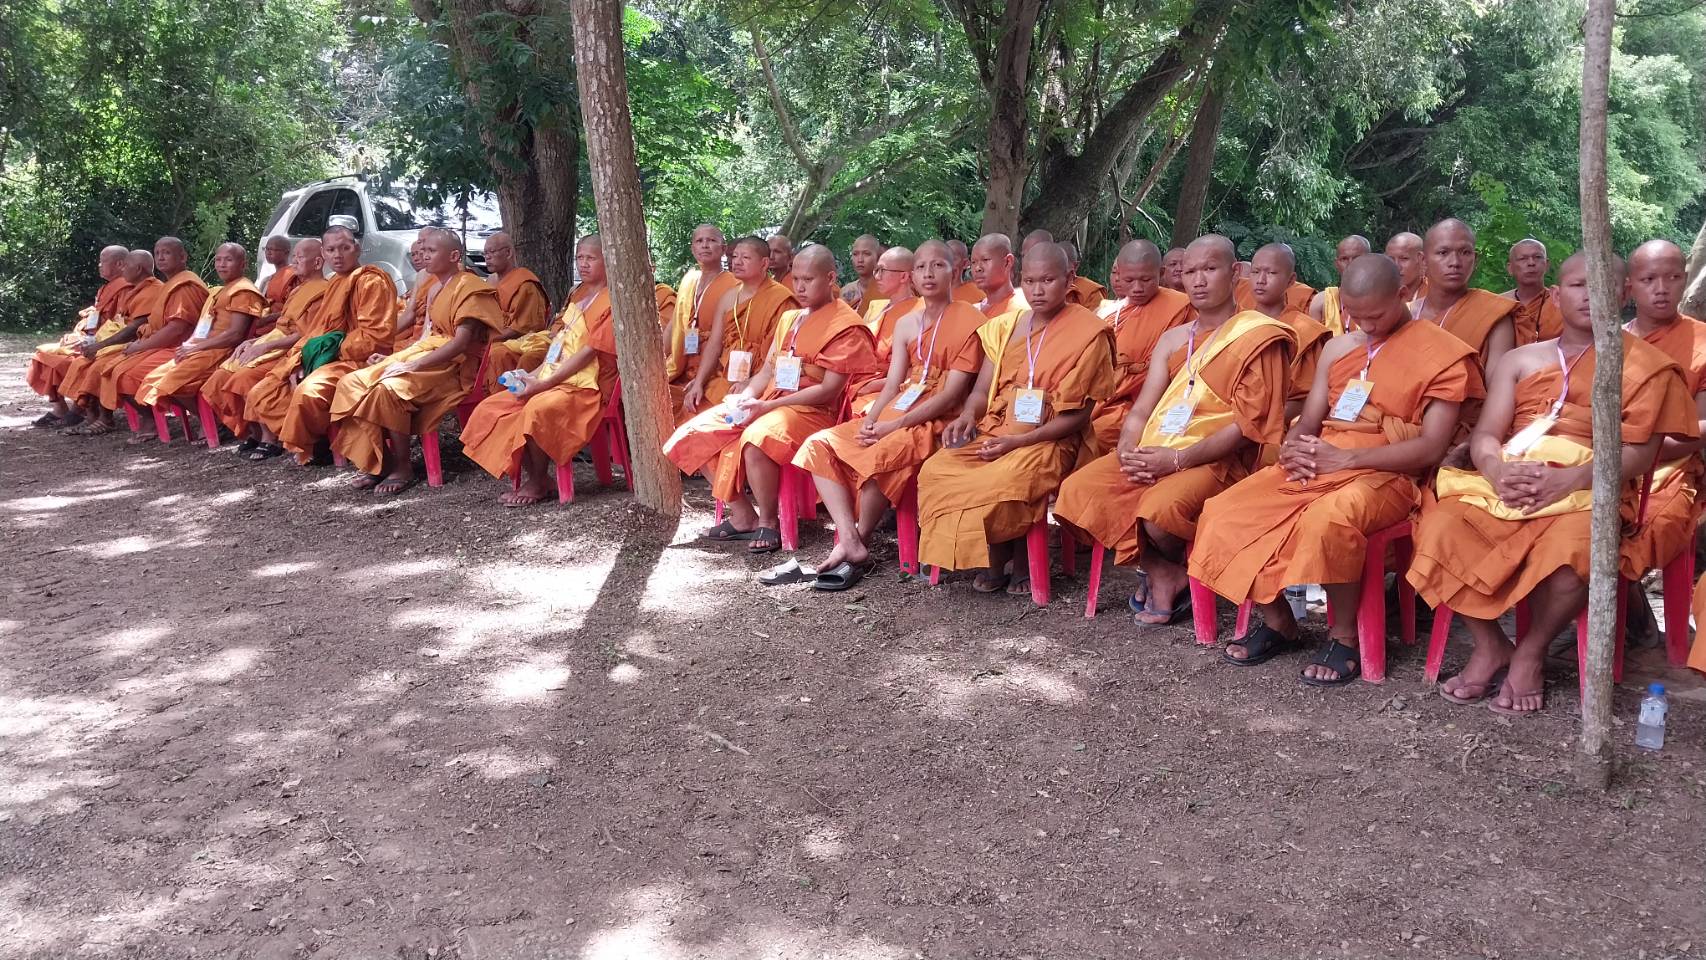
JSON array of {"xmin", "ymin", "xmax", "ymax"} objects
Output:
[
  {"xmin": 1013, "ymin": 388, "xmax": 1046, "ymax": 425},
  {"xmin": 544, "ymin": 332, "xmax": 566, "ymax": 365},
  {"xmin": 192, "ymin": 315, "xmax": 214, "ymax": 340},
  {"xmin": 892, "ymin": 381, "xmax": 926, "ymax": 412},
  {"xmin": 774, "ymin": 354, "xmax": 803, "ymax": 392},
  {"xmin": 82, "ymin": 311, "xmax": 100, "ymax": 333},
  {"xmin": 1157, "ymin": 398, "xmax": 1196, "ymax": 436},
  {"xmin": 684, "ymin": 328, "xmax": 700, "ymax": 355},
  {"xmin": 1331, "ymin": 378, "xmax": 1374, "ymax": 422},
  {"xmin": 727, "ymin": 349, "xmax": 753, "ymax": 384},
  {"xmin": 1503, "ymin": 414, "xmax": 1557, "ymax": 457},
  {"xmin": 420, "ymin": 318, "xmax": 433, "ymax": 340}
]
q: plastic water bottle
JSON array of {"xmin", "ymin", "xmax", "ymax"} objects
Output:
[
  {"xmin": 1635, "ymin": 683, "xmax": 1668, "ymax": 751},
  {"xmin": 497, "ymin": 370, "xmax": 524, "ymax": 394},
  {"xmin": 1284, "ymin": 586, "xmax": 1309, "ymax": 621}
]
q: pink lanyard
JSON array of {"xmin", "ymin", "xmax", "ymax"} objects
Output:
[
  {"xmin": 1550, "ymin": 343, "xmax": 1590, "ymax": 416},
  {"xmin": 913, "ymin": 305, "xmax": 946, "ymax": 382},
  {"xmin": 1023, "ymin": 314, "xmax": 1048, "ymax": 389}
]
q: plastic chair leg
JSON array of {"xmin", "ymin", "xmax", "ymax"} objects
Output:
[
  {"xmin": 1026, "ymin": 521, "xmax": 1051, "ymax": 606},
  {"xmin": 421, "ymin": 431, "xmax": 444, "ymax": 487},
  {"xmin": 196, "ymin": 395, "xmax": 221, "ymax": 449},
  {"xmin": 779, "ymin": 474, "xmax": 800, "ymax": 552},
  {"xmin": 896, "ymin": 480, "xmax": 921, "ymax": 576},
  {"xmin": 557, "ymin": 460, "xmax": 574, "ymax": 504},
  {"xmin": 1357, "ymin": 538, "xmax": 1389, "ymax": 684},
  {"xmin": 1059, "ymin": 527, "xmax": 1078, "ymax": 577},
  {"xmin": 1662, "ymin": 537, "xmax": 1695, "ymax": 665},
  {"xmin": 1083, "ymin": 542, "xmax": 1105, "ymax": 618},
  {"xmin": 123, "ymin": 404, "xmax": 141, "ymax": 432},
  {"xmin": 1234, "ymin": 602, "xmax": 1252, "ymax": 640},
  {"xmin": 152, "ymin": 405, "xmax": 171, "ymax": 445},
  {"xmin": 1424, "ymin": 605, "xmax": 1453, "ymax": 684},
  {"xmin": 590, "ymin": 427, "xmax": 615, "ymax": 486},
  {"xmin": 1188, "ymin": 577, "xmax": 1218, "ymax": 645}
]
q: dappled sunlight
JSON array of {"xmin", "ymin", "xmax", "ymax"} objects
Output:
[
  {"xmin": 618, "ymin": 630, "xmax": 675, "ymax": 663},
  {"xmin": 2, "ymin": 489, "xmax": 133, "ymax": 512},
  {"xmin": 70, "ymin": 534, "xmax": 159, "ymax": 558},
  {"xmin": 122, "ymin": 457, "xmax": 172, "ymax": 473},
  {"xmin": 885, "ymin": 651, "xmax": 1092, "ymax": 719},
  {"xmin": 0, "ymin": 692, "xmax": 124, "ymax": 824},
  {"xmin": 110, "ymin": 646, "xmax": 265, "ymax": 701},
  {"xmin": 798, "ymin": 827, "xmax": 847, "ymax": 861},
  {"xmin": 637, "ymin": 545, "xmax": 758, "ymax": 615},
  {"xmin": 0, "ymin": 619, "xmax": 20, "ymax": 636},
  {"xmin": 443, "ymin": 746, "xmax": 555, "ymax": 780},
  {"xmin": 390, "ymin": 553, "xmax": 621, "ymax": 658},
  {"xmin": 608, "ymin": 662, "xmax": 644, "ymax": 683},
  {"xmin": 582, "ymin": 881, "xmax": 910, "ymax": 960},
  {"xmin": 484, "ymin": 653, "xmax": 573, "ymax": 703},
  {"xmin": 100, "ymin": 621, "xmax": 173, "ymax": 655},
  {"xmin": 253, "ymin": 560, "xmax": 319, "ymax": 578},
  {"xmin": 204, "ymin": 489, "xmax": 254, "ymax": 507},
  {"xmin": 345, "ymin": 558, "xmax": 455, "ymax": 587},
  {"xmin": 146, "ymin": 493, "xmax": 188, "ymax": 508}
]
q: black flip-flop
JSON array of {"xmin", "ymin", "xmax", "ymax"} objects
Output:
[
  {"xmin": 374, "ymin": 475, "xmax": 419, "ymax": 496},
  {"xmin": 1438, "ymin": 669, "xmax": 1507, "ymax": 705},
  {"xmin": 236, "ymin": 438, "xmax": 261, "ymax": 455},
  {"xmin": 747, "ymin": 527, "xmax": 782, "ymax": 554},
  {"xmin": 1127, "ymin": 571, "xmax": 1151, "ymax": 613},
  {"xmin": 1222, "ymin": 624, "xmax": 1295, "ymax": 666},
  {"xmin": 759, "ymin": 558, "xmax": 816, "ymax": 586},
  {"xmin": 1133, "ymin": 589, "xmax": 1192, "ymax": 626},
  {"xmin": 972, "ymin": 572, "xmax": 1012, "ymax": 593},
  {"xmin": 702, "ymin": 519, "xmax": 759, "ymax": 542},
  {"xmin": 247, "ymin": 442, "xmax": 285, "ymax": 461},
  {"xmin": 31, "ymin": 413, "xmax": 64, "ymax": 428},
  {"xmin": 1299, "ymin": 638, "xmax": 1361, "ymax": 686},
  {"xmin": 813, "ymin": 561, "xmax": 869, "ymax": 592}
]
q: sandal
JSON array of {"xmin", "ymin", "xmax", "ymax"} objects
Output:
[
  {"xmin": 1222, "ymin": 624, "xmax": 1295, "ymax": 666},
  {"xmin": 813, "ymin": 561, "xmax": 870, "ymax": 592},
  {"xmin": 31, "ymin": 413, "xmax": 64, "ymax": 428},
  {"xmin": 702, "ymin": 520, "xmax": 759, "ymax": 542},
  {"xmin": 1127, "ymin": 570, "xmax": 1151, "ymax": 613},
  {"xmin": 236, "ymin": 438, "xmax": 260, "ymax": 455},
  {"xmin": 247, "ymin": 442, "xmax": 285, "ymax": 461},
  {"xmin": 374, "ymin": 474, "xmax": 418, "ymax": 496},
  {"xmin": 747, "ymin": 527, "xmax": 782, "ymax": 554},
  {"xmin": 350, "ymin": 473, "xmax": 382, "ymax": 491},
  {"xmin": 759, "ymin": 558, "xmax": 816, "ymax": 586},
  {"xmin": 972, "ymin": 571, "xmax": 1012, "ymax": 593},
  {"xmin": 1299, "ymin": 638, "xmax": 1361, "ymax": 686},
  {"xmin": 1439, "ymin": 669, "xmax": 1507, "ymax": 705},
  {"xmin": 1133, "ymin": 589, "xmax": 1192, "ymax": 626}
]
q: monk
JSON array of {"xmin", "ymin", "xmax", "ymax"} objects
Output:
[
  {"xmin": 948, "ymin": 239, "xmax": 982, "ymax": 302},
  {"xmin": 854, "ymin": 246, "xmax": 920, "ymax": 409},
  {"xmin": 81, "ymin": 237, "xmax": 210, "ymax": 437},
  {"xmin": 768, "ymin": 234, "xmax": 794, "ymax": 288},
  {"xmin": 969, "ymin": 233, "xmax": 1028, "ymax": 317},
  {"xmin": 1061, "ymin": 242, "xmax": 1107, "ymax": 310},
  {"xmin": 330, "ymin": 226, "xmax": 504, "ymax": 493},
  {"xmin": 200, "ymin": 239, "xmax": 330, "ymax": 448},
  {"xmin": 665, "ymin": 224, "xmax": 740, "ymax": 411},
  {"xmin": 1234, "ymin": 260, "xmax": 1313, "ymax": 313},
  {"xmin": 1622, "ymin": 240, "xmax": 1706, "ymax": 587},
  {"xmin": 665, "ymin": 244, "xmax": 878, "ymax": 553},
  {"xmin": 58, "ymin": 251, "xmax": 164, "ymax": 434},
  {"xmin": 253, "ymin": 235, "xmax": 297, "ymax": 336},
  {"xmin": 1307, "ymin": 234, "xmax": 1373, "ymax": 335},
  {"xmin": 461, "ymin": 235, "xmax": 618, "ymax": 506},
  {"xmin": 789, "ymin": 239, "xmax": 985, "ymax": 586},
  {"xmin": 27, "ymin": 244, "xmax": 131, "ymax": 428},
  {"xmin": 655, "ymin": 281, "xmax": 677, "ymax": 328},
  {"xmin": 1384, "ymin": 231, "xmax": 1429, "ymax": 303},
  {"xmin": 841, "ymin": 234, "xmax": 883, "ymax": 313},
  {"xmin": 484, "ymin": 231, "xmax": 550, "ymax": 339},
  {"xmin": 677, "ymin": 235, "xmax": 799, "ymax": 423},
  {"xmin": 1414, "ymin": 219, "xmax": 1516, "ymax": 389},
  {"xmin": 1501, "ymin": 239, "xmax": 1562, "ymax": 345},
  {"xmin": 133, "ymin": 243, "xmax": 266, "ymax": 424},
  {"xmin": 1407, "ymin": 252, "xmax": 1696, "ymax": 713},
  {"xmin": 243, "ymin": 225, "xmax": 397, "ymax": 462},
  {"xmin": 1054, "ymin": 235, "xmax": 1292, "ymax": 620},
  {"xmin": 1248, "ymin": 242, "xmax": 1332, "ymax": 419},
  {"xmin": 1191, "ymin": 255, "xmax": 1477, "ymax": 683},
  {"xmin": 915, "ymin": 242, "xmax": 1115, "ymax": 590},
  {"xmin": 1020, "ymin": 229, "xmax": 1054, "ymax": 254},
  {"xmin": 1161, "ymin": 247, "xmax": 1187, "ymax": 291},
  {"xmin": 1083, "ymin": 240, "xmax": 1192, "ymax": 457}
]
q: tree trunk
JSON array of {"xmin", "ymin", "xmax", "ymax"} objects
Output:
[
  {"xmin": 494, "ymin": 121, "xmax": 579, "ymax": 305},
  {"xmin": 1169, "ymin": 79, "xmax": 1226, "ymax": 249},
  {"xmin": 978, "ymin": 0, "xmax": 1044, "ymax": 238},
  {"xmin": 1683, "ymin": 216, "xmax": 1706, "ymax": 320},
  {"xmin": 569, "ymin": 0, "xmax": 683, "ymax": 519},
  {"xmin": 1577, "ymin": 0, "xmax": 1619, "ymax": 792}
]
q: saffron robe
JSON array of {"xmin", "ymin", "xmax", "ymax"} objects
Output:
[
  {"xmin": 264, "ymin": 267, "xmax": 298, "ymax": 311},
  {"xmin": 669, "ymin": 278, "xmax": 795, "ymax": 423},
  {"xmin": 460, "ymin": 290, "xmax": 618, "ymax": 478},
  {"xmin": 330, "ymin": 270, "xmax": 505, "ymax": 474},
  {"xmin": 1276, "ymin": 308, "xmax": 1333, "ymax": 405},
  {"xmin": 60, "ymin": 278, "xmax": 162, "ymax": 402},
  {"xmin": 1067, "ymin": 276, "xmax": 1106, "ymax": 311},
  {"xmin": 665, "ymin": 267, "xmax": 742, "ymax": 388},
  {"xmin": 1053, "ymin": 311, "xmax": 1293, "ymax": 564},
  {"xmin": 1235, "ymin": 278, "xmax": 1315, "ymax": 313},
  {"xmin": 95, "ymin": 271, "xmax": 211, "ymax": 410},
  {"xmin": 977, "ymin": 287, "xmax": 1028, "ymax": 319},
  {"xmin": 1407, "ymin": 333, "xmax": 1696, "ymax": 618},
  {"xmin": 1414, "ymin": 288, "xmax": 1516, "ymax": 368},
  {"xmin": 794, "ymin": 302, "xmax": 986, "ymax": 504},
  {"xmin": 1083, "ymin": 287, "xmax": 1193, "ymax": 458},
  {"xmin": 1189, "ymin": 320, "xmax": 1478, "ymax": 602},
  {"xmin": 953, "ymin": 281, "xmax": 983, "ymax": 304},
  {"xmin": 1622, "ymin": 315, "xmax": 1706, "ymax": 576},
  {"xmin": 663, "ymin": 300, "xmax": 878, "ymax": 502},
  {"xmin": 27, "ymin": 276, "xmax": 132, "ymax": 397},
  {"xmin": 1506, "ymin": 287, "xmax": 1564, "ymax": 346},
  {"xmin": 655, "ymin": 283, "xmax": 677, "ymax": 328},
  {"xmin": 483, "ymin": 280, "xmax": 590, "ymax": 395},
  {"xmin": 134, "ymin": 279, "xmax": 267, "ymax": 407},
  {"xmin": 199, "ymin": 277, "xmax": 331, "ymax": 433},
  {"xmin": 916, "ymin": 305, "xmax": 1116, "ymax": 570},
  {"xmin": 852, "ymin": 296, "xmax": 923, "ymax": 412},
  {"xmin": 495, "ymin": 267, "xmax": 549, "ymax": 335},
  {"xmin": 1319, "ymin": 286, "xmax": 1346, "ymax": 337}
]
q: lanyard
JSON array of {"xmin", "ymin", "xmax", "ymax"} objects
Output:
[
  {"xmin": 691, "ymin": 270, "xmax": 720, "ymax": 325},
  {"xmin": 1359, "ymin": 336, "xmax": 1390, "ymax": 379},
  {"xmin": 782, "ymin": 309, "xmax": 808, "ymax": 355},
  {"xmin": 1184, "ymin": 319, "xmax": 1224, "ymax": 393},
  {"xmin": 1022, "ymin": 312, "xmax": 1048, "ymax": 389},
  {"xmin": 730, "ymin": 292, "xmax": 752, "ymax": 347},
  {"xmin": 1551, "ymin": 343, "xmax": 1591, "ymax": 416},
  {"xmin": 1111, "ymin": 299, "xmax": 1135, "ymax": 335},
  {"xmin": 913, "ymin": 304, "xmax": 947, "ymax": 382}
]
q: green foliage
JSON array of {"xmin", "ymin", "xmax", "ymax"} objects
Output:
[
  {"xmin": 1466, "ymin": 174, "xmax": 1570, "ymax": 290},
  {"xmin": 1214, "ymin": 221, "xmax": 1337, "ymax": 289}
]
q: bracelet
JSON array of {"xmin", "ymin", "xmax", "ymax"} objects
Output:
[{"xmin": 1173, "ymin": 449, "xmax": 1184, "ymax": 472}]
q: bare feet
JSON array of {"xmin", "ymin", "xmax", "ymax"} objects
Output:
[
  {"xmin": 1489, "ymin": 653, "xmax": 1545, "ymax": 715},
  {"xmin": 501, "ymin": 477, "xmax": 549, "ymax": 508},
  {"xmin": 1132, "ymin": 566, "xmax": 1186, "ymax": 624},
  {"xmin": 374, "ymin": 469, "xmax": 416, "ymax": 495},
  {"xmin": 1440, "ymin": 642, "xmax": 1513, "ymax": 703}
]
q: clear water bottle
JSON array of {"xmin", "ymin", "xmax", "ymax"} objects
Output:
[
  {"xmin": 497, "ymin": 370, "xmax": 525, "ymax": 394},
  {"xmin": 1635, "ymin": 683, "xmax": 1668, "ymax": 751},
  {"xmin": 1284, "ymin": 586, "xmax": 1309, "ymax": 621}
]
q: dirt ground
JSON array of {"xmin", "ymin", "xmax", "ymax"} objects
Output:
[{"xmin": 1, "ymin": 332, "xmax": 1703, "ymax": 960}]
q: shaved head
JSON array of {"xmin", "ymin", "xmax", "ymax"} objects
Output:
[
  {"xmin": 947, "ymin": 239, "xmax": 969, "ymax": 263},
  {"xmin": 1341, "ymin": 254, "xmax": 1402, "ymax": 299},
  {"xmin": 1023, "ymin": 241, "xmax": 1072, "ymax": 274},
  {"xmin": 1385, "ymin": 231, "xmax": 1426, "ymax": 290},
  {"xmin": 98, "ymin": 244, "xmax": 128, "ymax": 281},
  {"xmin": 1386, "ymin": 232, "xmax": 1423, "ymax": 256},
  {"xmin": 914, "ymin": 239, "xmax": 951, "ymax": 263},
  {"xmin": 1559, "ymin": 250, "xmax": 1625, "ymax": 285},
  {"xmin": 973, "ymin": 233, "xmax": 1013, "ymax": 258},
  {"xmin": 213, "ymin": 242, "xmax": 249, "ymax": 283},
  {"xmin": 156, "ymin": 236, "xmax": 186, "ymax": 257},
  {"xmin": 1116, "ymin": 240, "xmax": 1162, "ymax": 268},
  {"xmin": 875, "ymin": 244, "xmax": 917, "ymax": 298},
  {"xmin": 1426, "ymin": 218, "xmax": 1475, "ymax": 248},
  {"xmin": 1061, "ymin": 241, "xmax": 1081, "ymax": 266},
  {"xmin": 1186, "ymin": 234, "xmax": 1238, "ymax": 267},
  {"xmin": 1423, "ymin": 219, "xmax": 1477, "ymax": 293},
  {"xmin": 1254, "ymin": 242, "xmax": 1295, "ymax": 272},
  {"xmin": 577, "ymin": 233, "xmax": 604, "ymax": 253},
  {"xmin": 123, "ymin": 249, "xmax": 155, "ymax": 282},
  {"xmin": 1511, "ymin": 238, "xmax": 1547, "ymax": 257},
  {"xmin": 731, "ymin": 234, "xmax": 770, "ymax": 260},
  {"xmin": 1021, "ymin": 229, "xmax": 1054, "ymax": 254},
  {"xmin": 1627, "ymin": 239, "xmax": 1686, "ymax": 323},
  {"xmin": 1334, "ymin": 235, "xmax": 1372, "ymax": 277},
  {"xmin": 795, "ymin": 243, "xmax": 836, "ymax": 274},
  {"xmin": 154, "ymin": 236, "xmax": 187, "ymax": 275},
  {"xmin": 216, "ymin": 241, "xmax": 247, "ymax": 262},
  {"xmin": 483, "ymin": 230, "xmax": 516, "ymax": 273},
  {"xmin": 419, "ymin": 225, "xmax": 464, "ymax": 253}
]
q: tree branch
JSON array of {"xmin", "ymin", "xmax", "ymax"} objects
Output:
[{"xmin": 750, "ymin": 27, "xmax": 815, "ymax": 172}]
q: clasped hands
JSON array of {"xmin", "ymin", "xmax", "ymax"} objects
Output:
[
  {"xmin": 1486, "ymin": 459, "xmax": 1583, "ymax": 514},
  {"xmin": 1278, "ymin": 434, "xmax": 1355, "ymax": 483},
  {"xmin": 1118, "ymin": 445, "xmax": 1184, "ymax": 484}
]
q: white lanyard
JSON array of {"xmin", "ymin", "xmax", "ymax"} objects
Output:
[
  {"xmin": 1111, "ymin": 299, "xmax": 1135, "ymax": 334},
  {"xmin": 782, "ymin": 310, "xmax": 807, "ymax": 355},
  {"xmin": 691, "ymin": 271, "xmax": 719, "ymax": 325},
  {"xmin": 913, "ymin": 304, "xmax": 946, "ymax": 382},
  {"xmin": 1023, "ymin": 313, "xmax": 1048, "ymax": 389},
  {"xmin": 1359, "ymin": 337, "xmax": 1389, "ymax": 379},
  {"xmin": 1551, "ymin": 343, "xmax": 1590, "ymax": 417},
  {"xmin": 1183, "ymin": 319, "xmax": 1224, "ymax": 393}
]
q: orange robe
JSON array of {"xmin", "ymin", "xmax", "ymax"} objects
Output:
[
  {"xmin": 669, "ymin": 278, "xmax": 795, "ymax": 423},
  {"xmin": 330, "ymin": 271, "xmax": 505, "ymax": 474},
  {"xmin": 852, "ymin": 296, "xmax": 923, "ymax": 412},
  {"xmin": 1189, "ymin": 320, "xmax": 1478, "ymax": 602},
  {"xmin": 483, "ymin": 277, "xmax": 582, "ymax": 395},
  {"xmin": 494, "ymin": 267, "xmax": 549, "ymax": 336},
  {"xmin": 1235, "ymin": 279, "xmax": 1314, "ymax": 313},
  {"xmin": 244, "ymin": 264, "xmax": 396, "ymax": 451},
  {"xmin": 460, "ymin": 290, "xmax": 618, "ymax": 478},
  {"xmin": 1622, "ymin": 315, "xmax": 1706, "ymax": 576},
  {"xmin": 795, "ymin": 302, "xmax": 986, "ymax": 504},
  {"xmin": 663, "ymin": 301, "xmax": 878, "ymax": 502},
  {"xmin": 1415, "ymin": 288, "xmax": 1516, "ymax": 368},
  {"xmin": 254, "ymin": 267, "xmax": 299, "ymax": 336},
  {"xmin": 1067, "ymin": 276, "xmax": 1106, "ymax": 310},
  {"xmin": 96, "ymin": 271, "xmax": 211, "ymax": 410},
  {"xmin": 199, "ymin": 277, "xmax": 331, "ymax": 433},
  {"xmin": 977, "ymin": 287, "xmax": 1028, "ymax": 319},
  {"xmin": 27, "ymin": 276, "xmax": 132, "ymax": 397},
  {"xmin": 1407, "ymin": 332, "xmax": 1697, "ymax": 619},
  {"xmin": 1054, "ymin": 311, "xmax": 1292, "ymax": 564},
  {"xmin": 134, "ymin": 280, "xmax": 268, "ymax": 408},
  {"xmin": 1084, "ymin": 288, "xmax": 1193, "ymax": 456},
  {"xmin": 60, "ymin": 278, "xmax": 163, "ymax": 403},
  {"xmin": 1277, "ymin": 308, "xmax": 1332, "ymax": 405},
  {"xmin": 1506, "ymin": 287, "xmax": 1564, "ymax": 346},
  {"xmin": 953, "ymin": 281, "xmax": 982, "ymax": 304},
  {"xmin": 916, "ymin": 305, "xmax": 1117, "ymax": 570},
  {"xmin": 655, "ymin": 283, "xmax": 677, "ymax": 328},
  {"xmin": 665, "ymin": 267, "xmax": 742, "ymax": 393}
]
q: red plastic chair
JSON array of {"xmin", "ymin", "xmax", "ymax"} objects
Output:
[
  {"xmin": 194, "ymin": 395, "xmax": 222, "ymax": 449},
  {"xmin": 896, "ymin": 477, "xmax": 923, "ymax": 576},
  {"xmin": 147, "ymin": 401, "xmax": 195, "ymax": 445},
  {"xmin": 1425, "ymin": 592, "xmax": 1626, "ymax": 698},
  {"xmin": 455, "ymin": 345, "xmax": 493, "ymax": 428},
  {"xmin": 418, "ymin": 431, "xmax": 446, "ymax": 487},
  {"xmin": 925, "ymin": 517, "xmax": 1077, "ymax": 606},
  {"xmin": 506, "ymin": 384, "xmax": 635, "ymax": 504},
  {"xmin": 1660, "ymin": 530, "xmax": 1696, "ymax": 665},
  {"xmin": 1082, "ymin": 536, "xmax": 1253, "ymax": 638}
]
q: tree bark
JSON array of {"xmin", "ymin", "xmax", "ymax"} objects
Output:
[
  {"xmin": 570, "ymin": 0, "xmax": 683, "ymax": 519},
  {"xmin": 976, "ymin": 0, "xmax": 1045, "ymax": 238},
  {"xmin": 1683, "ymin": 216, "xmax": 1706, "ymax": 320},
  {"xmin": 1169, "ymin": 78, "xmax": 1226, "ymax": 249},
  {"xmin": 1577, "ymin": 0, "xmax": 1619, "ymax": 792}
]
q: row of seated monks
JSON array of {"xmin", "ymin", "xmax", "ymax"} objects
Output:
[{"xmin": 26, "ymin": 219, "xmax": 1706, "ymax": 715}]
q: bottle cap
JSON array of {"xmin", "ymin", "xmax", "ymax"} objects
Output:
[{"xmin": 1649, "ymin": 682, "xmax": 1665, "ymax": 695}]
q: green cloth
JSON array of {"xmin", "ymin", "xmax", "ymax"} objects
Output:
[{"xmin": 299, "ymin": 331, "xmax": 346, "ymax": 374}]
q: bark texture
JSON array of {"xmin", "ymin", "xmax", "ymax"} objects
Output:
[{"xmin": 1169, "ymin": 78, "xmax": 1227, "ymax": 249}]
